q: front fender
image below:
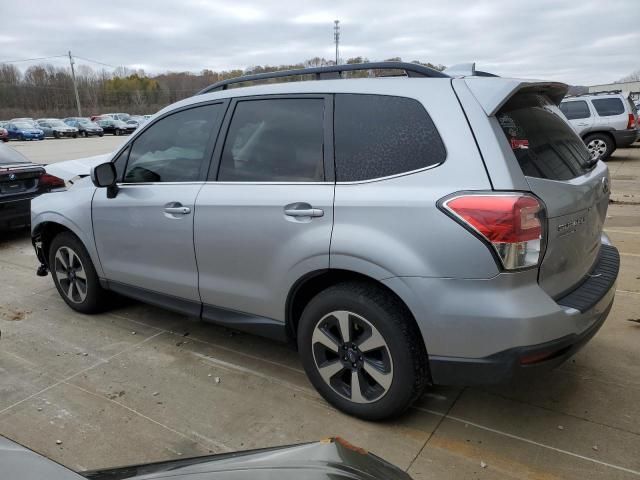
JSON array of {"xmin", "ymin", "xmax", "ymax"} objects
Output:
[{"xmin": 31, "ymin": 183, "xmax": 102, "ymax": 277}]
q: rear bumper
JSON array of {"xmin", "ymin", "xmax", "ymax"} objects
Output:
[
  {"xmin": 612, "ymin": 129, "xmax": 640, "ymax": 148},
  {"xmin": 0, "ymin": 197, "xmax": 33, "ymax": 228},
  {"xmin": 428, "ymin": 297, "xmax": 613, "ymax": 385},
  {"xmin": 383, "ymin": 241, "xmax": 619, "ymax": 386}
]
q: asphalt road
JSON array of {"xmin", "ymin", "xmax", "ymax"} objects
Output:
[{"xmin": 1, "ymin": 138, "xmax": 640, "ymax": 479}]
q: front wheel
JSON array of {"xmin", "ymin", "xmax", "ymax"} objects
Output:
[
  {"xmin": 298, "ymin": 282, "xmax": 428, "ymax": 420},
  {"xmin": 115, "ymin": 129, "xmax": 121, "ymax": 136},
  {"xmin": 585, "ymin": 133, "xmax": 614, "ymax": 162},
  {"xmin": 54, "ymin": 131, "xmax": 61, "ymax": 139},
  {"xmin": 49, "ymin": 232, "xmax": 111, "ymax": 313}
]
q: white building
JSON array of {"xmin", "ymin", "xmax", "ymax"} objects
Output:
[{"xmin": 588, "ymin": 80, "xmax": 640, "ymax": 100}]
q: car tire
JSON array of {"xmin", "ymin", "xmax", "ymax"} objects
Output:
[
  {"xmin": 584, "ymin": 133, "xmax": 614, "ymax": 162},
  {"xmin": 1, "ymin": 138, "xmax": 7, "ymax": 143},
  {"xmin": 297, "ymin": 281, "xmax": 429, "ymax": 420},
  {"xmin": 115, "ymin": 129, "xmax": 121, "ymax": 136},
  {"xmin": 98, "ymin": 133, "xmax": 104, "ymax": 137},
  {"xmin": 18, "ymin": 134, "xmax": 24, "ymax": 141},
  {"xmin": 49, "ymin": 232, "xmax": 111, "ymax": 314},
  {"xmin": 53, "ymin": 131, "xmax": 61, "ymax": 139},
  {"xmin": 73, "ymin": 133, "xmax": 78, "ymax": 138}
]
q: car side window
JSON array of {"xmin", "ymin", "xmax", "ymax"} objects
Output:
[
  {"xmin": 217, "ymin": 98, "xmax": 325, "ymax": 182},
  {"xmin": 123, "ymin": 103, "xmax": 224, "ymax": 183},
  {"xmin": 560, "ymin": 101, "xmax": 590, "ymax": 120},
  {"xmin": 592, "ymin": 98, "xmax": 625, "ymax": 116},
  {"xmin": 334, "ymin": 94, "xmax": 446, "ymax": 182}
]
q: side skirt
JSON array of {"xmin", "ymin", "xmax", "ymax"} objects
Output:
[{"xmin": 102, "ymin": 280, "xmax": 287, "ymax": 342}]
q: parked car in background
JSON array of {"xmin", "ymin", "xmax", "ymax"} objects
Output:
[
  {"xmin": 36, "ymin": 119, "xmax": 79, "ymax": 139},
  {"xmin": 0, "ymin": 143, "xmax": 64, "ymax": 230},
  {"xmin": 560, "ymin": 91, "xmax": 639, "ymax": 161},
  {"xmin": 10, "ymin": 118, "xmax": 38, "ymax": 128},
  {"xmin": 96, "ymin": 118, "xmax": 135, "ymax": 135},
  {"xmin": 126, "ymin": 115, "xmax": 147, "ymax": 128},
  {"xmin": 104, "ymin": 112, "xmax": 131, "ymax": 122},
  {"xmin": 32, "ymin": 63, "xmax": 619, "ymax": 420},
  {"xmin": 5, "ymin": 121, "xmax": 44, "ymax": 141},
  {"xmin": 0, "ymin": 127, "xmax": 8, "ymax": 142},
  {"xmin": 63, "ymin": 117, "xmax": 104, "ymax": 137}
]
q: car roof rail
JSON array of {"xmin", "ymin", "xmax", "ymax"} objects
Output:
[
  {"xmin": 196, "ymin": 61, "xmax": 449, "ymax": 94},
  {"xmin": 568, "ymin": 90, "xmax": 623, "ymax": 98}
]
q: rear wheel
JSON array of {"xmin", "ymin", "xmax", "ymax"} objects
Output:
[
  {"xmin": 49, "ymin": 232, "xmax": 111, "ymax": 313},
  {"xmin": 54, "ymin": 131, "xmax": 61, "ymax": 139},
  {"xmin": 585, "ymin": 133, "xmax": 614, "ymax": 162},
  {"xmin": 298, "ymin": 282, "xmax": 428, "ymax": 420}
]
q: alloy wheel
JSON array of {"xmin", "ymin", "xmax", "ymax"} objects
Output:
[
  {"xmin": 311, "ymin": 310, "xmax": 393, "ymax": 404},
  {"xmin": 587, "ymin": 139, "xmax": 607, "ymax": 161},
  {"xmin": 53, "ymin": 246, "xmax": 88, "ymax": 304}
]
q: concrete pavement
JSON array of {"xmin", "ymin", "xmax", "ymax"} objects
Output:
[{"xmin": 1, "ymin": 138, "xmax": 640, "ymax": 478}]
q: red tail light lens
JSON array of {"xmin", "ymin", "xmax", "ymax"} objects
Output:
[
  {"xmin": 627, "ymin": 114, "xmax": 635, "ymax": 130},
  {"xmin": 441, "ymin": 193, "xmax": 544, "ymax": 270},
  {"xmin": 38, "ymin": 173, "xmax": 66, "ymax": 190}
]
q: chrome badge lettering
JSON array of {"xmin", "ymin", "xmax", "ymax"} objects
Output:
[{"xmin": 557, "ymin": 216, "xmax": 586, "ymax": 233}]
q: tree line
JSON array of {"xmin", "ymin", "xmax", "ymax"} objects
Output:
[{"xmin": 0, "ymin": 57, "xmax": 445, "ymax": 120}]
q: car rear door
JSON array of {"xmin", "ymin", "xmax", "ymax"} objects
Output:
[
  {"xmin": 92, "ymin": 101, "xmax": 226, "ymax": 311},
  {"xmin": 494, "ymin": 91, "xmax": 610, "ymax": 298},
  {"xmin": 194, "ymin": 95, "xmax": 334, "ymax": 331}
]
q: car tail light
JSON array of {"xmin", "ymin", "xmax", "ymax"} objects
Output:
[
  {"xmin": 627, "ymin": 114, "xmax": 636, "ymax": 129},
  {"xmin": 440, "ymin": 193, "xmax": 545, "ymax": 270},
  {"xmin": 38, "ymin": 173, "xmax": 66, "ymax": 191}
]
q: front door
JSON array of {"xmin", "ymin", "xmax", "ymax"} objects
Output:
[
  {"xmin": 92, "ymin": 102, "xmax": 227, "ymax": 308},
  {"xmin": 194, "ymin": 96, "xmax": 334, "ymax": 324}
]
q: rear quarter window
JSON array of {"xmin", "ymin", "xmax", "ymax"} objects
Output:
[
  {"xmin": 592, "ymin": 98, "xmax": 625, "ymax": 116},
  {"xmin": 497, "ymin": 93, "xmax": 591, "ymax": 181},
  {"xmin": 334, "ymin": 94, "xmax": 446, "ymax": 182}
]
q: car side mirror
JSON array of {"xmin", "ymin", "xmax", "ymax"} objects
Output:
[{"xmin": 91, "ymin": 162, "xmax": 119, "ymax": 198}]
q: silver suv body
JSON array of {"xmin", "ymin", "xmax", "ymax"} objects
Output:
[
  {"xmin": 560, "ymin": 92, "xmax": 639, "ymax": 161},
  {"xmin": 31, "ymin": 63, "xmax": 619, "ymax": 420}
]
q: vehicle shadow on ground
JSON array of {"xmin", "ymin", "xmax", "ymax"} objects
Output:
[{"xmin": 0, "ymin": 227, "xmax": 30, "ymax": 246}]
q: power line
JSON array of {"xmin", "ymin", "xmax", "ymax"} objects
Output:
[
  {"xmin": 0, "ymin": 55, "xmax": 67, "ymax": 65},
  {"xmin": 73, "ymin": 55, "xmax": 118, "ymax": 69}
]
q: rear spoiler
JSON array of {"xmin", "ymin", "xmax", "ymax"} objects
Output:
[{"xmin": 463, "ymin": 78, "xmax": 569, "ymax": 116}]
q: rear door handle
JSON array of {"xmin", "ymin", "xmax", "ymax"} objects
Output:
[
  {"xmin": 164, "ymin": 206, "xmax": 191, "ymax": 215},
  {"xmin": 284, "ymin": 202, "xmax": 324, "ymax": 218}
]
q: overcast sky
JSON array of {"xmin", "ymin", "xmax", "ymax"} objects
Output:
[{"xmin": 2, "ymin": 0, "xmax": 638, "ymax": 85}]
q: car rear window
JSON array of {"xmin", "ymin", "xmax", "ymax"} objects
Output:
[
  {"xmin": 497, "ymin": 93, "xmax": 591, "ymax": 181},
  {"xmin": 334, "ymin": 94, "xmax": 446, "ymax": 182},
  {"xmin": 559, "ymin": 101, "xmax": 590, "ymax": 120},
  {"xmin": 592, "ymin": 98, "xmax": 625, "ymax": 116}
]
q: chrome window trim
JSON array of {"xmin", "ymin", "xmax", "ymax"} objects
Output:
[{"xmin": 336, "ymin": 162, "xmax": 444, "ymax": 185}]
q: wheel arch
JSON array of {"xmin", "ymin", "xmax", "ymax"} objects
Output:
[
  {"xmin": 32, "ymin": 221, "xmax": 77, "ymax": 268},
  {"xmin": 582, "ymin": 130, "xmax": 615, "ymax": 144},
  {"xmin": 285, "ymin": 269, "xmax": 426, "ymax": 353},
  {"xmin": 32, "ymin": 218, "xmax": 102, "ymax": 277}
]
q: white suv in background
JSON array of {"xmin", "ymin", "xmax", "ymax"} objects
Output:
[{"xmin": 560, "ymin": 91, "xmax": 639, "ymax": 161}]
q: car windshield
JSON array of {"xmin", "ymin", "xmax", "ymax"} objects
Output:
[
  {"xmin": 48, "ymin": 120, "xmax": 67, "ymax": 127},
  {"xmin": 78, "ymin": 119, "xmax": 94, "ymax": 126},
  {"xmin": 13, "ymin": 122, "xmax": 33, "ymax": 129}
]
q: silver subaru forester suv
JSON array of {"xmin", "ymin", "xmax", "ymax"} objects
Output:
[{"xmin": 32, "ymin": 62, "xmax": 619, "ymax": 420}]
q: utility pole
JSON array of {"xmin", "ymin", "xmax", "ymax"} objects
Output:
[
  {"xmin": 333, "ymin": 20, "xmax": 340, "ymax": 65},
  {"xmin": 68, "ymin": 51, "xmax": 82, "ymax": 117}
]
